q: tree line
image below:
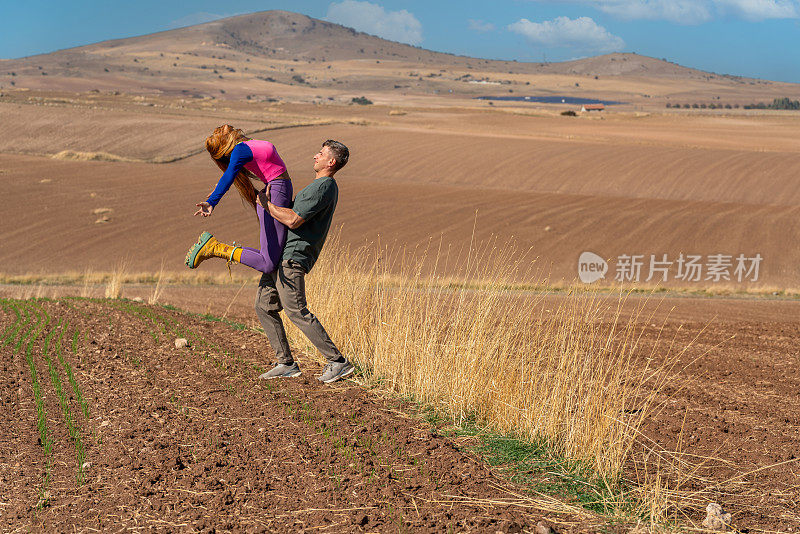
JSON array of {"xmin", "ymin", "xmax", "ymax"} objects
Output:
[{"xmin": 667, "ymin": 97, "xmax": 800, "ymax": 110}]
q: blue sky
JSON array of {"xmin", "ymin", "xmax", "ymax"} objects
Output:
[{"xmin": 2, "ymin": 0, "xmax": 799, "ymax": 83}]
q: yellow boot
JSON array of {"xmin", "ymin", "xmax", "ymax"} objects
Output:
[{"xmin": 185, "ymin": 231, "xmax": 242, "ymax": 269}]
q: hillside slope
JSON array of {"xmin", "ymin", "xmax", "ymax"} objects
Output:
[{"xmin": 0, "ymin": 10, "xmax": 792, "ymax": 103}]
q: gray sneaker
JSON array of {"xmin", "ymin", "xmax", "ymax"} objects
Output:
[
  {"xmin": 258, "ymin": 362, "xmax": 301, "ymax": 380},
  {"xmin": 316, "ymin": 363, "xmax": 333, "ymax": 382},
  {"xmin": 319, "ymin": 359, "xmax": 354, "ymax": 384}
]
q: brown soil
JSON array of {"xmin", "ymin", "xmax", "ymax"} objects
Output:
[
  {"xmin": 2, "ymin": 291, "xmax": 799, "ymax": 530},
  {"xmin": 635, "ymin": 318, "xmax": 800, "ymax": 530},
  {"xmin": 0, "ymin": 298, "xmax": 597, "ymax": 532},
  {"xmin": 2, "ymin": 105, "xmax": 800, "ymax": 288}
]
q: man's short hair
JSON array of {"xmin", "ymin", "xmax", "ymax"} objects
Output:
[{"xmin": 323, "ymin": 140, "xmax": 349, "ymax": 172}]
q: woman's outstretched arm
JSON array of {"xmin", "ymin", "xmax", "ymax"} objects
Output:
[{"xmin": 195, "ymin": 143, "xmax": 254, "ymax": 216}]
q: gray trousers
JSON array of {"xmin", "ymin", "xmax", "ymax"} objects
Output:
[{"xmin": 254, "ymin": 260, "xmax": 343, "ymax": 365}]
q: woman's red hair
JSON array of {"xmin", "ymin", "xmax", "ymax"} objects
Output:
[{"xmin": 205, "ymin": 124, "xmax": 257, "ymax": 211}]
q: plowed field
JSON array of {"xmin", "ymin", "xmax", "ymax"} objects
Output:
[{"xmin": 1, "ymin": 297, "xmax": 596, "ymax": 532}]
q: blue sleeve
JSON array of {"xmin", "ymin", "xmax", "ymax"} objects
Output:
[{"xmin": 206, "ymin": 143, "xmax": 254, "ymax": 207}]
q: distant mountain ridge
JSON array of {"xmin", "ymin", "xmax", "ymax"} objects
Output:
[
  {"xmin": 0, "ymin": 10, "xmax": 782, "ymax": 100},
  {"xmin": 9, "ymin": 10, "xmax": 713, "ymax": 76}
]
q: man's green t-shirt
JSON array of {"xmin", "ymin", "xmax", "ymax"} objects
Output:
[{"xmin": 282, "ymin": 176, "xmax": 338, "ymax": 273}]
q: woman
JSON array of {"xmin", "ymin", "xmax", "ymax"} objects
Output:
[{"xmin": 185, "ymin": 124, "xmax": 293, "ymax": 273}]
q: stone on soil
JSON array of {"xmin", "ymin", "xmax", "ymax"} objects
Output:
[
  {"xmin": 174, "ymin": 338, "xmax": 189, "ymax": 349},
  {"xmin": 702, "ymin": 502, "xmax": 732, "ymax": 531}
]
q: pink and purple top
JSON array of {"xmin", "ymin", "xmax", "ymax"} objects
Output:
[{"xmin": 206, "ymin": 140, "xmax": 288, "ymax": 207}]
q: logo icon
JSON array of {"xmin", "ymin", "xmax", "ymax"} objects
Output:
[{"xmin": 578, "ymin": 252, "xmax": 607, "ymax": 284}]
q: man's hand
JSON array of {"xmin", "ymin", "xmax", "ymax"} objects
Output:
[
  {"xmin": 194, "ymin": 202, "xmax": 214, "ymax": 217},
  {"xmin": 257, "ymin": 184, "xmax": 271, "ymax": 208}
]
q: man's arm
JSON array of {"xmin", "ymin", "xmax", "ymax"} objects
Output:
[
  {"xmin": 267, "ymin": 201, "xmax": 305, "ymax": 229},
  {"xmin": 258, "ymin": 186, "xmax": 305, "ymax": 229}
]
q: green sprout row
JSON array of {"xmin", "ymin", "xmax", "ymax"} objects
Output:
[
  {"xmin": 2, "ymin": 299, "xmax": 94, "ymax": 491},
  {"xmin": 56, "ymin": 323, "xmax": 91, "ymax": 419},
  {"xmin": 44, "ymin": 320, "xmax": 87, "ymax": 484}
]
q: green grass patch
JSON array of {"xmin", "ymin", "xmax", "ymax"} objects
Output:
[
  {"xmin": 58, "ymin": 321, "xmax": 91, "ymax": 420},
  {"xmin": 42, "ymin": 320, "xmax": 87, "ymax": 484},
  {"xmin": 3, "ymin": 300, "xmax": 93, "ymax": 487},
  {"xmin": 410, "ymin": 403, "xmax": 643, "ymax": 521},
  {"xmin": 6, "ymin": 302, "xmax": 56, "ymax": 483},
  {"xmin": 10, "ymin": 303, "xmax": 32, "ymax": 351},
  {"xmin": 1, "ymin": 300, "xmax": 23, "ymax": 346},
  {"xmin": 471, "ymin": 432, "xmax": 630, "ymax": 514}
]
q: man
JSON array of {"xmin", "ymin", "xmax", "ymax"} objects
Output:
[{"xmin": 254, "ymin": 139, "xmax": 353, "ymax": 384}]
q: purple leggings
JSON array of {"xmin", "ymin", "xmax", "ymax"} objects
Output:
[{"xmin": 239, "ymin": 178, "xmax": 293, "ymax": 273}]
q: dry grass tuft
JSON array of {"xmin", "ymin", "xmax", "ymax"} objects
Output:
[
  {"xmin": 223, "ymin": 280, "xmax": 249, "ymax": 319},
  {"xmin": 281, "ymin": 233, "xmax": 682, "ymax": 517},
  {"xmin": 148, "ymin": 260, "xmax": 166, "ymax": 305},
  {"xmin": 80, "ymin": 268, "xmax": 94, "ymax": 298},
  {"xmin": 51, "ymin": 150, "xmax": 132, "ymax": 162},
  {"xmin": 104, "ymin": 261, "xmax": 128, "ymax": 299}
]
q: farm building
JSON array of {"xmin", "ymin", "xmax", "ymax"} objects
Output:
[{"xmin": 581, "ymin": 103, "xmax": 605, "ymax": 112}]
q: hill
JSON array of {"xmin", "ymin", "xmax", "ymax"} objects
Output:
[
  {"xmin": 0, "ymin": 10, "xmax": 795, "ymax": 105},
  {"xmin": 0, "ymin": 11, "xmax": 696, "ymax": 71}
]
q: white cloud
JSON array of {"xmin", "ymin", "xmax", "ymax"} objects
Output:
[
  {"xmin": 527, "ymin": 0, "xmax": 799, "ymax": 23},
  {"xmin": 325, "ymin": 1, "xmax": 423, "ymax": 45},
  {"xmin": 508, "ymin": 16, "xmax": 625, "ymax": 53},
  {"xmin": 169, "ymin": 12, "xmax": 236, "ymax": 28},
  {"xmin": 597, "ymin": 1, "xmax": 713, "ymax": 23},
  {"xmin": 714, "ymin": 0, "xmax": 798, "ymax": 21},
  {"xmin": 468, "ymin": 19, "xmax": 496, "ymax": 32}
]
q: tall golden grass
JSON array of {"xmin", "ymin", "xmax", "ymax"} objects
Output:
[
  {"xmin": 148, "ymin": 260, "xmax": 166, "ymax": 305},
  {"xmin": 104, "ymin": 261, "xmax": 128, "ymax": 299},
  {"xmin": 281, "ymin": 234, "xmax": 680, "ymax": 506},
  {"xmin": 0, "ymin": 269, "xmax": 793, "ymax": 298}
]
